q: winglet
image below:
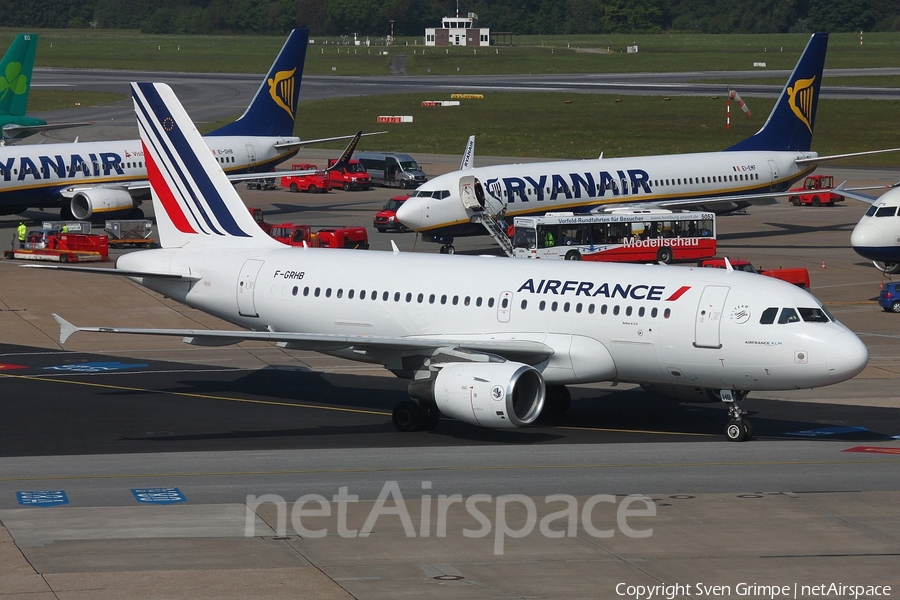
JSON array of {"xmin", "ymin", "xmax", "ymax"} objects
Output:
[
  {"xmin": 327, "ymin": 131, "xmax": 363, "ymax": 172},
  {"xmin": 53, "ymin": 313, "xmax": 80, "ymax": 344},
  {"xmin": 459, "ymin": 135, "xmax": 475, "ymax": 170},
  {"xmin": 391, "ymin": 240, "xmax": 400, "ymax": 254},
  {"xmin": 723, "ymin": 257, "xmax": 734, "ymax": 272}
]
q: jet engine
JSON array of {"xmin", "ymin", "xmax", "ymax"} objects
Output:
[
  {"xmin": 641, "ymin": 384, "xmax": 722, "ymax": 403},
  {"xmin": 70, "ymin": 188, "xmax": 136, "ymax": 220},
  {"xmin": 409, "ymin": 361, "xmax": 545, "ymax": 428}
]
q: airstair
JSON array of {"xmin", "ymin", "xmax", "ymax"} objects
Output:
[{"xmin": 472, "ymin": 212, "xmax": 515, "ymax": 257}]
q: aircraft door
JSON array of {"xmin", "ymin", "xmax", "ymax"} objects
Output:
[
  {"xmin": 246, "ymin": 144, "xmax": 258, "ymax": 172},
  {"xmin": 768, "ymin": 160, "xmax": 779, "ymax": 191},
  {"xmin": 237, "ymin": 259, "xmax": 264, "ymax": 318},
  {"xmin": 496, "ymin": 291, "xmax": 513, "ymax": 323},
  {"xmin": 694, "ymin": 285, "xmax": 729, "ymax": 349},
  {"xmin": 459, "ymin": 174, "xmax": 485, "ymax": 211}
]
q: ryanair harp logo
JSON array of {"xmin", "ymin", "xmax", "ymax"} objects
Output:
[
  {"xmin": 787, "ymin": 76, "xmax": 816, "ymax": 134},
  {"xmin": 268, "ymin": 68, "xmax": 296, "ymax": 120}
]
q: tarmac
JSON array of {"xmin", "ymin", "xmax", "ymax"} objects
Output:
[{"xmin": 1, "ymin": 156, "xmax": 899, "ymax": 599}]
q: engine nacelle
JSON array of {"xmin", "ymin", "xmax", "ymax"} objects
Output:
[
  {"xmin": 70, "ymin": 188, "xmax": 136, "ymax": 220},
  {"xmin": 641, "ymin": 384, "xmax": 722, "ymax": 403},
  {"xmin": 409, "ymin": 362, "xmax": 545, "ymax": 428},
  {"xmin": 873, "ymin": 261, "xmax": 900, "ymax": 275}
]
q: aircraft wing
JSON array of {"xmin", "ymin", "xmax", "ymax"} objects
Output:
[
  {"xmin": 1, "ymin": 121, "xmax": 93, "ymax": 141},
  {"xmin": 53, "ymin": 314, "xmax": 555, "ymax": 365},
  {"xmin": 18, "ymin": 264, "xmax": 199, "ymax": 280},
  {"xmin": 274, "ymin": 131, "xmax": 387, "ymax": 150}
]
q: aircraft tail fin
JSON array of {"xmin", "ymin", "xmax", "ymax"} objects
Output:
[
  {"xmin": 460, "ymin": 135, "xmax": 475, "ymax": 170},
  {"xmin": 208, "ymin": 28, "xmax": 308, "ymax": 138},
  {"xmin": 326, "ymin": 130, "xmax": 362, "ymax": 172},
  {"xmin": 132, "ymin": 81, "xmax": 282, "ymax": 250},
  {"xmin": 726, "ymin": 33, "xmax": 827, "ymax": 153},
  {"xmin": 0, "ymin": 33, "xmax": 38, "ymax": 117}
]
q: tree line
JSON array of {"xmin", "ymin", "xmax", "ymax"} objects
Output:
[{"xmin": 2, "ymin": 0, "xmax": 897, "ymax": 37}]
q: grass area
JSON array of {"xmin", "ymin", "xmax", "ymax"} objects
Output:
[
  {"xmin": 29, "ymin": 90, "xmax": 126, "ymax": 112},
  {"xmin": 698, "ymin": 76, "xmax": 900, "ymax": 87},
  {"xmin": 287, "ymin": 92, "xmax": 900, "ymax": 166},
  {"xmin": 0, "ymin": 28, "xmax": 896, "ymax": 76}
]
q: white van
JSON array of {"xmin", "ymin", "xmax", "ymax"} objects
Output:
[{"xmin": 356, "ymin": 152, "xmax": 428, "ymax": 189}]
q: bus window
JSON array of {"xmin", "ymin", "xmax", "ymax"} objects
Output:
[{"xmin": 514, "ymin": 228, "xmax": 536, "ymax": 249}]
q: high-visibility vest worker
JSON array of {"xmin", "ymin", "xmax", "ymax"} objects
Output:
[{"xmin": 17, "ymin": 222, "xmax": 26, "ymax": 246}]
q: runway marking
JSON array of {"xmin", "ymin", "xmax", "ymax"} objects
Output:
[
  {"xmin": 0, "ymin": 372, "xmax": 391, "ymax": 417},
  {"xmin": 560, "ymin": 425, "xmax": 714, "ymax": 437},
  {"xmin": 1, "ymin": 458, "xmax": 898, "ymax": 483}
]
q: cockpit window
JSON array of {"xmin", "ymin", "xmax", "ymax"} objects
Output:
[
  {"xmin": 439, "ymin": 190, "xmax": 450, "ymax": 199},
  {"xmin": 865, "ymin": 205, "xmax": 878, "ymax": 217},
  {"xmin": 820, "ymin": 305, "xmax": 836, "ymax": 322},
  {"xmin": 798, "ymin": 307, "xmax": 831, "ymax": 323},
  {"xmin": 778, "ymin": 308, "xmax": 801, "ymax": 324},
  {"xmin": 760, "ymin": 307, "xmax": 778, "ymax": 324},
  {"xmin": 411, "ymin": 190, "xmax": 433, "ymax": 198},
  {"xmin": 875, "ymin": 206, "xmax": 897, "ymax": 218}
]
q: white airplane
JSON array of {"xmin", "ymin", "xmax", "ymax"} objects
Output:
[
  {"xmin": 834, "ymin": 185, "xmax": 900, "ymax": 274},
  {"xmin": 396, "ymin": 32, "xmax": 900, "ymax": 254},
  {"xmin": 0, "ymin": 28, "xmax": 376, "ymax": 220},
  {"xmin": 39, "ymin": 81, "xmax": 870, "ymax": 442}
]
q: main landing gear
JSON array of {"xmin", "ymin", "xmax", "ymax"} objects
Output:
[
  {"xmin": 439, "ymin": 244, "xmax": 455, "ymax": 254},
  {"xmin": 543, "ymin": 385, "xmax": 572, "ymax": 417},
  {"xmin": 722, "ymin": 390, "xmax": 753, "ymax": 442},
  {"xmin": 392, "ymin": 399, "xmax": 440, "ymax": 432}
]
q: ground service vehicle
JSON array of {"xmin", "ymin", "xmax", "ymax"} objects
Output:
[
  {"xmin": 374, "ymin": 196, "xmax": 410, "ymax": 232},
  {"xmin": 248, "ymin": 207, "xmax": 273, "ymax": 234},
  {"xmin": 105, "ymin": 220, "xmax": 157, "ymax": 248},
  {"xmin": 5, "ymin": 230, "xmax": 108, "ymax": 262},
  {"xmin": 699, "ymin": 257, "xmax": 811, "ymax": 289},
  {"xmin": 513, "ymin": 210, "xmax": 716, "ymax": 264},
  {"xmin": 245, "ymin": 177, "xmax": 278, "ymax": 191},
  {"xmin": 878, "ymin": 282, "xmax": 900, "ymax": 312},
  {"xmin": 788, "ymin": 175, "xmax": 842, "ymax": 206},
  {"xmin": 356, "ymin": 152, "xmax": 427, "ymax": 189},
  {"xmin": 281, "ymin": 163, "xmax": 331, "ymax": 193},
  {"xmin": 326, "ymin": 158, "xmax": 371, "ymax": 191},
  {"xmin": 268, "ymin": 223, "xmax": 369, "ymax": 249}
]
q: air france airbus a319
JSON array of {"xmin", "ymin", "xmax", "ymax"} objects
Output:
[
  {"xmin": 0, "ymin": 28, "xmax": 370, "ymax": 220},
  {"xmin": 38, "ymin": 81, "xmax": 869, "ymax": 442},
  {"xmin": 396, "ymin": 33, "xmax": 899, "ymax": 254}
]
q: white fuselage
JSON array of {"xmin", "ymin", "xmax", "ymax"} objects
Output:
[
  {"xmin": 117, "ymin": 246, "xmax": 866, "ymax": 392},
  {"xmin": 396, "ymin": 150, "xmax": 818, "ymax": 234},
  {"xmin": 850, "ymin": 187, "xmax": 900, "ymax": 268},
  {"xmin": 0, "ymin": 135, "xmax": 300, "ymax": 214}
]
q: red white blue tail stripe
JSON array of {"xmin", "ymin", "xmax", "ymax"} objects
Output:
[{"xmin": 132, "ymin": 82, "xmax": 279, "ymax": 249}]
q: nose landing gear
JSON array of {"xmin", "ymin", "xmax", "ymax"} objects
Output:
[{"xmin": 722, "ymin": 390, "xmax": 753, "ymax": 442}]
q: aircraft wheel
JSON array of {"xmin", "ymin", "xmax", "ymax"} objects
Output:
[
  {"xmin": 742, "ymin": 419, "xmax": 754, "ymax": 439},
  {"xmin": 725, "ymin": 420, "xmax": 748, "ymax": 442},
  {"xmin": 892, "ymin": 301, "xmax": 900, "ymax": 314},
  {"xmin": 393, "ymin": 400, "xmax": 424, "ymax": 432},
  {"xmin": 440, "ymin": 244, "xmax": 455, "ymax": 254}
]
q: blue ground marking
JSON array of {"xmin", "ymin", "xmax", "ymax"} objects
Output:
[
  {"xmin": 131, "ymin": 487, "xmax": 187, "ymax": 504},
  {"xmin": 43, "ymin": 361, "xmax": 149, "ymax": 373},
  {"xmin": 17, "ymin": 490, "xmax": 69, "ymax": 507},
  {"xmin": 786, "ymin": 426, "xmax": 869, "ymax": 437}
]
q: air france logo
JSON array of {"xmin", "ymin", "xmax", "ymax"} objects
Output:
[
  {"xmin": 491, "ymin": 385, "xmax": 504, "ymax": 401},
  {"xmin": 787, "ymin": 76, "xmax": 816, "ymax": 134},
  {"xmin": 268, "ymin": 68, "xmax": 296, "ymax": 120},
  {"xmin": 517, "ymin": 278, "xmax": 690, "ymax": 301}
]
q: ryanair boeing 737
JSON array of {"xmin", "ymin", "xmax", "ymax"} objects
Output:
[
  {"xmin": 34, "ymin": 81, "xmax": 869, "ymax": 442},
  {"xmin": 0, "ymin": 28, "xmax": 362, "ymax": 220},
  {"xmin": 397, "ymin": 33, "xmax": 899, "ymax": 254}
]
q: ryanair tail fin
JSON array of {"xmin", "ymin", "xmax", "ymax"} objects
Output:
[
  {"xmin": 208, "ymin": 28, "xmax": 308, "ymax": 138},
  {"xmin": 726, "ymin": 32, "xmax": 827, "ymax": 153},
  {"xmin": 0, "ymin": 33, "xmax": 38, "ymax": 118},
  {"xmin": 132, "ymin": 82, "xmax": 282, "ymax": 250},
  {"xmin": 326, "ymin": 130, "xmax": 362, "ymax": 172}
]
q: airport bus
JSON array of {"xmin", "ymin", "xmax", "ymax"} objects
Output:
[{"xmin": 512, "ymin": 210, "xmax": 716, "ymax": 263}]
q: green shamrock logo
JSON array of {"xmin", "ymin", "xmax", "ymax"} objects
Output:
[{"xmin": 0, "ymin": 62, "xmax": 28, "ymax": 100}]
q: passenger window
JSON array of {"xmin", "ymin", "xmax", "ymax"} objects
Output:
[
  {"xmin": 664, "ymin": 308, "xmax": 671, "ymax": 318},
  {"xmin": 476, "ymin": 297, "xmax": 483, "ymax": 307},
  {"xmin": 500, "ymin": 297, "xmax": 508, "ymax": 308},
  {"xmin": 625, "ymin": 306, "xmax": 632, "ymax": 316},
  {"xmin": 588, "ymin": 304, "xmax": 595, "ymax": 314},
  {"xmin": 488, "ymin": 298, "xmax": 495, "ymax": 308},
  {"xmin": 539, "ymin": 300, "xmax": 546, "ymax": 311},
  {"xmin": 315, "ymin": 287, "xmax": 321, "ymax": 297},
  {"xmin": 417, "ymin": 293, "xmax": 424, "ymax": 303},
  {"xmin": 465, "ymin": 296, "xmax": 471, "ymax": 306},
  {"xmin": 651, "ymin": 307, "xmax": 657, "ymax": 318},
  {"xmin": 292, "ymin": 286, "xmax": 298, "ymax": 296},
  {"xmin": 613, "ymin": 305, "xmax": 620, "ymax": 315},
  {"xmin": 360, "ymin": 290, "xmax": 366, "ymax": 300},
  {"xmin": 429, "ymin": 294, "xmax": 435, "ymax": 304},
  {"xmin": 601, "ymin": 304, "xmax": 608, "ymax": 315},
  {"xmin": 760, "ymin": 307, "xmax": 778, "ymax": 324},
  {"xmin": 563, "ymin": 302, "xmax": 570, "ymax": 312},
  {"xmin": 382, "ymin": 291, "xmax": 389, "ymax": 301},
  {"xmin": 638, "ymin": 306, "xmax": 645, "ymax": 317},
  {"xmin": 441, "ymin": 294, "xmax": 447, "ymax": 304},
  {"xmin": 394, "ymin": 292, "xmax": 400, "ymax": 302},
  {"xmin": 452, "ymin": 296, "xmax": 459, "ymax": 305},
  {"xmin": 325, "ymin": 288, "xmax": 332, "ymax": 298},
  {"xmin": 551, "ymin": 301, "xmax": 558, "ymax": 311},
  {"xmin": 337, "ymin": 289, "xmax": 344, "ymax": 299},
  {"xmin": 521, "ymin": 299, "xmax": 527, "ymax": 309},
  {"xmin": 303, "ymin": 287, "xmax": 310, "ymax": 296},
  {"xmin": 576, "ymin": 303, "xmax": 582, "ymax": 313},
  {"xmin": 778, "ymin": 308, "xmax": 800, "ymax": 324},
  {"xmin": 405, "ymin": 293, "xmax": 412, "ymax": 302}
]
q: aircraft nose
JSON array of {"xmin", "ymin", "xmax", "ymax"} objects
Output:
[
  {"xmin": 825, "ymin": 330, "xmax": 868, "ymax": 382},
  {"xmin": 395, "ymin": 199, "xmax": 422, "ymax": 230},
  {"xmin": 850, "ymin": 221, "xmax": 886, "ymax": 257}
]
